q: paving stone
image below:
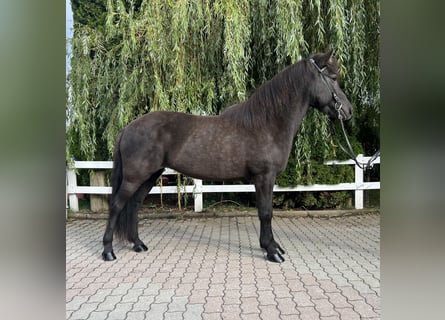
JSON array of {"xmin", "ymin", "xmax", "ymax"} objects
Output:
[
  {"xmin": 349, "ymin": 299, "xmax": 379, "ymax": 318},
  {"xmin": 329, "ymin": 274, "xmax": 351, "ymax": 287},
  {"xmin": 145, "ymin": 302, "xmax": 168, "ymax": 319},
  {"xmin": 86, "ymin": 311, "xmax": 108, "ymax": 320},
  {"xmin": 202, "ymin": 312, "xmax": 222, "ymax": 320},
  {"xmin": 67, "ymin": 288, "xmax": 82, "ymax": 302},
  {"xmin": 240, "ymin": 297, "xmax": 260, "ymax": 314},
  {"xmin": 204, "ymin": 296, "xmax": 224, "ymax": 313},
  {"xmin": 240, "ymin": 274, "xmax": 256, "ymax": 285},
  {"xmin": 164, "ymin": 311, "xmax": 184, "ymax": 320},
  {"xmin": 151, "ymin": 272, "xmax": 170, "ymax": 284},
  {"xmin": 121, "ymin": 288, "xmax": 144, "ymax": 303},
  {"xmin": 311, "ymin": 269, "xmax": 331, "ymax": 280},
  {"xmin": 256, "ymin": 278, "xmax": 273, "ymax": 290},
  {"xmin": 194, "ymin": 278, "xmax": 211, "ymax": 290},
  {"xmin": 183, "ymin": 304, "xmax": 205, "ymax": 320},
  {"xmin": 281, "ymin": 315, "xmax": 301, "ymax": 320},
  {"xmin": 297, "ymin": 306, "xmax": 320, "ymax": 320},
  {"xmin": 79, "ymin": 283, "xmax": 104, "ymax": 297},
  {"xmin": 292, "ymin": 291, "xmax": 315, "ymax": 307},
  {"xmin": 132, "ymin": 295, "xmax": 155, "ymax": 311},
  {"xmin": 221, "ymin": 304, "xmax": 242, "ymax": 319},
  {"xmin": 306, "ymin": 285, "xmax": 328, "ymax": 300},
  {"xmin": 66, "ymin": 295, "xmax": 89, "ymax": 311},
  {"xmin": 168, "ymin": 296, "xmax": 189, "ymax": 312},
  {"xmin": 223, "ymin": 289, "xmax": 241, "ymax": 305},
  {"xmin": 257, "ymin": 290, "xmax": 277, "ymax": 306},
  {"xmin": 359, "ymin": 275, "xmax": 380, "ymax": 290},
  {"xmin": 312, "ymin": 298, "xmax": 338, "ymax": 317},
  {"xmin": 211, "ymin": 272, "xmax": 227, "ymax": 284},
  {"xmin": 240, "ymin": 284, "xmax": 258, "ymax": 298},
  {"xmin": 325, "ymin": 292, "xmax": 352, "ymax": 309},
  {"xmin": 318, "ymin": 280, "xmax": 341, "ymax": 293},
  {"xmin": 287, "ymin": 278, "xmax": 306, "ymax": 292},
  {"xmin": 181, "ymin": 272, "xmax": 199, "ymax": 284},
  {"xmin": 175, "ymin": 283, "xmax": 194, "ymax": 296},
  {"xmin": 241, "ymin": 314, "xmax": 262, "ymax": 320},
  {"xmin": 106, "ymin": 303, "xmax": 133, "ymax": 319},
  {"xmin": 188, "ymin": 289, "xmax": 208, "ymax": 304},
  {"xmin": 275, "ymin": 297, "xmax": 298, "ymax": 315},
  {"xmin": 97, "ymin": 296, "xmax": 122, "ymax": 311},
  {"xmin": 69, "ymin": 302, "xmax": 98, "ymax": 320},
  {"xmin": 154, "ymin": 288, "xmax": 176, "ymax": 304},
  {"xmin": 225, "ymin": 277, "xmax": 241, "ymax": 290},
  {"xmin": 259, "ymin": 305, "xmax": 281, "ymax": 319},
  {"xmin": 339, "ymin": 286, "xmax": 363, "ymax": 302},
  {"xmin": 362, "ymin": 293, "xmax": 381, "ymax": 310},
  {"xmin": 335, "ymin": 307, "xmax": 361, "ymax": 319}
]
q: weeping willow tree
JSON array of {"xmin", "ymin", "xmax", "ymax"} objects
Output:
[{"xmin": 67, "ymin": 0, "xmax": 379, "ymax": 189}]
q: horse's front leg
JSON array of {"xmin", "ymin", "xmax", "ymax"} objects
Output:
[{"xmin": 254, "ymin": 175, "xmax": 285, "ymax": 263}]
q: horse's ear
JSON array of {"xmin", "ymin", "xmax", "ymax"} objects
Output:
[
  {"xmin": 327, "ymin": 48, "xmax": 335, "ymax": 63},
  {"xmin": 314, "ymin": 49, "xmax": 335, "ymax": 68}
]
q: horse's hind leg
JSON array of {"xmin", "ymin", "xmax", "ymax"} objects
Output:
[
  {"xmin": 102, "ymin": 169, "xmax": 163, "ymax": 261},
  {"xmin": 127, "ymin": 169, "xmax": 164, "ymax": 253},
  {"xmin": 102, "ymin": 181, "xmax": 140, "ymax": 261}
]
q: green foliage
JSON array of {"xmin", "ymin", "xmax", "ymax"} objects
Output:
[
  {"xmin": 67, "ymin": 0, "xmax": 380, "ymax": 201},
  {"xmin": 275, "ymin": 109, "xmax": 364, "ymax": 209},
  {"xmin": 71, "ymin": 0, "xmax": 144, "ymax": 31},
  {"xmin": 71, "ymin": 0, "xmax": 108, "ymax": 31}
]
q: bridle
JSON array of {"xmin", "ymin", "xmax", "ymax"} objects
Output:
[
  {"xmin": 309, "ymin": 58, "xmax": 344, "ymax": 120},
  {"xmin": 309, "ymin": 58, "xmax": 380, "ymax": 170}
]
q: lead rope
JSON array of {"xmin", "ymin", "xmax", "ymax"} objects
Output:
[{"xmin": 331, "ymin": 119, "xmax": 380, "ymax": 171}]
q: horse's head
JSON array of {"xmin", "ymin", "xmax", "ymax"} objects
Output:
[{"xmin": 308, "ymin": 49, "xmax": 353, "ymax": 121}]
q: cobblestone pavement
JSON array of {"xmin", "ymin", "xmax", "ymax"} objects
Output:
[{"xmin": 66, "ymin": 214, "xmax": 380, "ymax": 319}]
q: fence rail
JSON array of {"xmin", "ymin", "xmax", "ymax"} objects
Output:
[{"xmin": 66, "ymin": 155, "xmax": 380, "ymax": 213}]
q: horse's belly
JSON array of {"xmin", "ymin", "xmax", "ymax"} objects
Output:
[
  {"xmin": 166, "ymin": 139, "xmax": 248, "ymax": 181},
  {"xmin": 168, "ymin": 152, "xmax": 247, "ymax": 181}
]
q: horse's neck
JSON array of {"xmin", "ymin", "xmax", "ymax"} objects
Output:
[
  {"xmin": 270, "ymin": 68, "xmax": 311, "ymax": 138},
  {"xmin": 292, "ymin": 101, "xmax": 310, "ymax": 136},
  {"xmin": 276, "ymin": 96, "xmax": 310, "ymax": 140}
]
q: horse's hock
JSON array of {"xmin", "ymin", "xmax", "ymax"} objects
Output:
[{"xmin": 90, "ymin": 171, "xmax": 109, "ymax": 212}]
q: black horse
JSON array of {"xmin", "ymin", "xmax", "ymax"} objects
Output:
[{"xmin": 102, "ymin": 49, "xmax": 352, "ymax": 263}]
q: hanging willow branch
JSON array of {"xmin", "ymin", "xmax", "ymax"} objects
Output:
[{"xmin": 275, "ymin": 0, "xmax": 307, "ymax": 64}]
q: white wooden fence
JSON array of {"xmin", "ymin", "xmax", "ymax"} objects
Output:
[{"xmin": 66, "ymin": 155, "xmax": 380, "ymax": 213}]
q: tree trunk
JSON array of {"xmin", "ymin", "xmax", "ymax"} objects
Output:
[{"xmin": 90, "ymin": 171, "xmax": 109, "ymax": 212}]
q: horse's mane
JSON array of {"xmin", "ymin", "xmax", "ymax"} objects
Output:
[{"xmin": 220, "ymin": 58, "xmax": 311, "ymax": 128}]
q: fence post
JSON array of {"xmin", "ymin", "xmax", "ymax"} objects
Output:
[
  {"xmin": 354, "ymin": 154, "xmax": 364, "ymax": 209},
  {"xmin": 66, "ymin": 168, "xmax": 79, "ymax": 212},
  {"xmin": 193, "ymin": 179, "xmax": 203, "ymax": 212}
]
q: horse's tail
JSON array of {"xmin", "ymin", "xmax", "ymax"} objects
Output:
[{"xmin": 109, "ymin": 129, "xmax": 133, "ymax": 241}]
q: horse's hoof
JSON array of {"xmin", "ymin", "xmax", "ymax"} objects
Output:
[
  {"xmin": 267, "ymin": 251, "xmax": 285, "ymax": 263},
  {"xmin": 102, "ymin": 251, "xmax": 116, "ymax": 261},
  {"xmin": 133, "ymin": 243, "xmax": 148, "ymax": 252},
  {"xmin": 260, "ymin": 240, "xmax": 285, "ymax": 255}
]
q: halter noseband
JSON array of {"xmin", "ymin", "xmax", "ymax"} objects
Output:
[{"xmin": 309, "ymin": 58, "xmax": 343, "ymax": 120}]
